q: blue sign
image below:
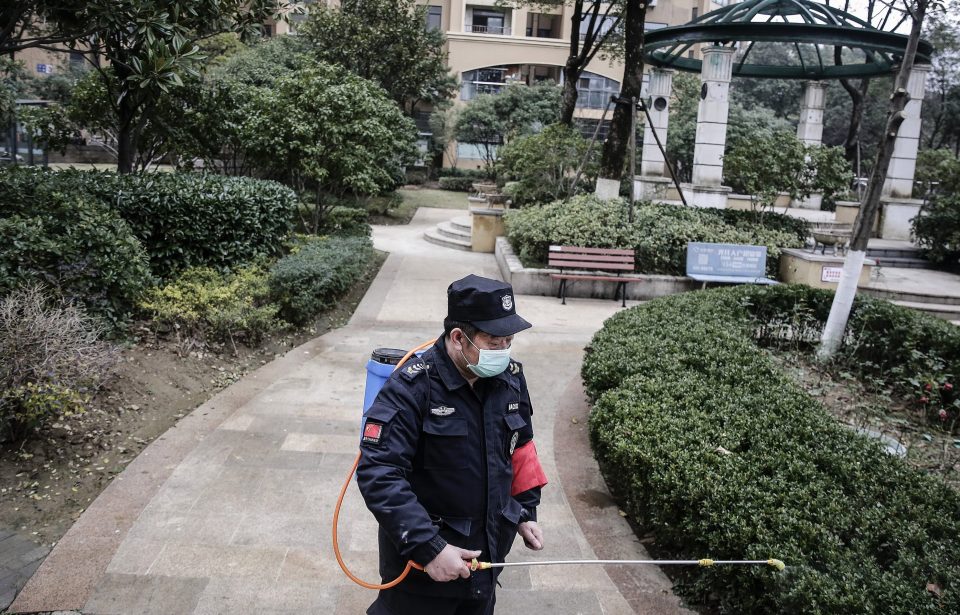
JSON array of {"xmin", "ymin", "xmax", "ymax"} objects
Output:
[
  {"xmin": 36, "ymin": 63, "xmax": 52, "ymax": 74},
  {"xmin": 686, "ymin": 242, "xmax": 768, "ymax": 277}
]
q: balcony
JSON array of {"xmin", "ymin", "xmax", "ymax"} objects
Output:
[{"xmin": 466, "ymin": 24, "xmax": 512, "ymax": 35}]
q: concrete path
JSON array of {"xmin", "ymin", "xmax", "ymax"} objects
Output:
[{"xmin": 10, "ymin": 208, "xmax": 689, "ymax": 614}]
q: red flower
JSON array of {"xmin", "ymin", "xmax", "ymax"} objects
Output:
[
  {"xmin": 924, "ymin": 383, "xmax": 933, "ymax": 391},
  {"xmin": 920, "ymin": 396, "xmax": 929, "ymax": 404},
  {"xmin": 944, "ymin": 383, "xmax": 954, "ymax": 392},
  {"xmin": 939, "ymin": 409, "xmax": 948, "ymax": 421}
]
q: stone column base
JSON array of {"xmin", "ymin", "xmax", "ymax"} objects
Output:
[
  {"xmin": 835, "ymin": 200, "xmax": 879, "ymax": 235},
  {"xmin": 879, "ymin": 197, "xmax": 923, "ymax": 241},
  {"xmin": 594, "ymin": 178, "xmax": 621, "ymax": 201},
  {"xmin": 634, "ymin": 175, "xmax": 674, "ymax": 202},
  {"xmin": 680, "ymin": 184, "xmax": 732, "ymax": 209},
  {"xmin": 471, "ymin": 208, "xmax": 505, "ymax": 253}
]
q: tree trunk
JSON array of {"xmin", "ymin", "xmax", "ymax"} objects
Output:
[
  {"xmin": 840, "ymin": 78, "xmax": 867, "ymax": 167},
  {"xmin": 598, "ymin": 0, "xmax": 645, "ymax": 180},
  {"xmin": 818, "ymin": 0, "xmax": 927, "ymax": 359},
  {"xmin": 116, "ymin": 114, "xmax": 136, "ymax": 174},
  {"xmin": 560, "ymin": 61, "xmax": 581, "ymax": 126}
]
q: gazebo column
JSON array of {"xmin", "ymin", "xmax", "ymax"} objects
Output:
[
  {"xmin": 793, "ymin": 80, "xmax": 827, "ymax": 209},
  {"xmin": 796, "ymin": 80, "xmax": 827, "ymax": 146},
  {"xmin": 879, "ymin": 63, "xmax": 931, "ymax": 240},
  {"xmin": 635, "ymin": 68, "xmax": 675, "ymax": 201},
  {"xmin": 687, "ymin": 45, "xmax": 735, "ymax": 208}
]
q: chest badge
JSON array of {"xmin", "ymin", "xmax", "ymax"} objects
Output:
[
  {"xmin": 509, "ymin": 432, "xmax": 519, "ymax": 455},
  {"xmin": 430, "ymin": 405, "xmax": 455, "ymax": 417},
  {"xmin": 507, "ymin": 402, "xmax": 519, "ymax": 412}
]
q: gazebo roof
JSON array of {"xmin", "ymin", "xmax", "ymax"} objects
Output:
[{"xmin": 642, "ymin": 0, "xmax": 933, "ymax": 79}]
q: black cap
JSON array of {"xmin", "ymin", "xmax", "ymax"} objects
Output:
[{"xmin": 447, "ymin": 275, "xmax": 532, "ymax": 337}]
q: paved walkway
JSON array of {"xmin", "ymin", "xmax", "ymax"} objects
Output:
[{"xmin": 9, "ymin": 208, "xmax": 689, "ymax": 614}]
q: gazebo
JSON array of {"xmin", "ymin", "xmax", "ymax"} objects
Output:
[{"xmin": 633, "ymin": 0, "xmax": 933, "ymax": 233}]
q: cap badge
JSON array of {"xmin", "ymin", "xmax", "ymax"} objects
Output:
[{"xmin": 502, "ymin": 295, "xmax": 514, "ymax": 311}]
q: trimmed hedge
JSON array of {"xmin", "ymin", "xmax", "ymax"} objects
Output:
[
  {"xmin": 0, "ymin": 191, "xmax": 151, "ymax": 325},
  {"xmin": 582, "ymin": 285, "xmax": 960, "ymax": 613},
  {"xmin": 0, "ymin": 167, "xmax": 298, "ymax": 280},
  {"xmin": 438, "ymin": 176, "xmax": 478, "ymax": 192},
  {"xmin": 268, "ymin": 235, "xmax": 375, "ymax": 325},
  {"xmin": 505, "ymin": 196, "xmax": 807, "ymax": 276}
]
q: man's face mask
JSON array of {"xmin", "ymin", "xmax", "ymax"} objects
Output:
[{"xmin": 460, "ymin": 333, "xmax": 511, "ymax": 378}]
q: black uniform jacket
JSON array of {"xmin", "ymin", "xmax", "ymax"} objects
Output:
[{"xmin": 356, "ymin": 336, "xmax": 541, "ymax": 600}]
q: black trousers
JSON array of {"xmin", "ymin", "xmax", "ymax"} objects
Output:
[{"xmin": 367, "ymin": 588, "xmax": 496, "ymax": 615}]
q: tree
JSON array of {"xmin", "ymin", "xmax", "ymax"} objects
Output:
[
  {"xmin": 922, "ymin": 14, "xmax": 960, "ymax": 152},
  {"xmin": 819, "ymin": 0, "xmax": 940, "ymax": 359},
  {"xmin": 0, "ymin": 1, "xmax": 96, "ymax": 55},
  {"xmin": 298, "ymin": 0, "xmax": 456, "ymax": 116},
  {"xmin": 454, "ymin": 82, "xmax": 562, "ymax": 173},
  {"xmin": 79, "ymin": 0, "xmax": 290, "ymax": 173},
  {"xmin": 496, "ymin": 123, "xmax": 598, "ymax": 205},
  {"xmin": 598, "ymin": 0, "xmax": 646, "ymax": 180},
  {"xmin": 238, "ymin": 63, "xmax": 418, "ymax": 231}
]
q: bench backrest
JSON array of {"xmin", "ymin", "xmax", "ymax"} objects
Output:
[
  {"xmin": 686, "ymin": 242, "xmax": 767, "ymax": 278},
  {"xmin": 548, "ymin": 245, "xmax": 634, "ymax": 272}
]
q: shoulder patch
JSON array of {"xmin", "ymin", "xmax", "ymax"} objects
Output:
[
  {"xmin": 508, "ymin": 360, "xmax": 521, "ymax": 376},
  {"xmin": 399, "ymin": 360, "xmax": 428, "ymax": 381}
]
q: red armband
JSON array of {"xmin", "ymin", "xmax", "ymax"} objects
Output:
[{"xmin": 511, "ymin": 441, "xmax": 548, "ymax": 496}]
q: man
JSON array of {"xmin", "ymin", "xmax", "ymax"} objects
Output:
[{"xmin": 357, "ymin": 274, "xmax": 548, "ymax": 615}]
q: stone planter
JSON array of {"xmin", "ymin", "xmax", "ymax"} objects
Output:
[
  {"xmin": 471, "ymin": 208, "xmax": 506, "ymax": 253},
  {"xmin": 779, "ymin": 248, "xmax": 874, "ymax": 290}
]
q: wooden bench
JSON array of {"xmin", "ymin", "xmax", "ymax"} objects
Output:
[
  {"xmin": 548, "ymin": 245, "xmax": 638, "ymax": 307},
  {"xmin": 685, "ymin": 242, "xmax": 778, "ymax": 289}
]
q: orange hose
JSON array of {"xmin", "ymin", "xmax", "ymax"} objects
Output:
[{"xmin": 332, "ymin": 339, "xmax": 437, "ymax": 590}]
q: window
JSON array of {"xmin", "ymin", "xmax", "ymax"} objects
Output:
[
  {"xmin": 426, "ymin": 6, "xmax": 442, "ymax": 30},
  {"xmin": 575, "ymin": 71, "xmax": 620, "ymax": 109},
  {"xmin": 579, "ymin": 15, "xmax": 617, "ymax": 41},
  {"xmin": 692, "ymin": 7, "xmax": 699, "ymax": 20},
  {"xmin": 460, "ymin": 67, "xmax": 508, "ymax": 100},
  {"xmin": 470, "ymin": 9, "xmax": 508, "ymax": 35}
]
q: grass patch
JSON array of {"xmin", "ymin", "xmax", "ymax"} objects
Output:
[{"xmin": 369, "ymin": 188, "xmax": 469, "ymax": 225}]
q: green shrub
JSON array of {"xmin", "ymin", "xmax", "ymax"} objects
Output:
[
  {"xmin": 914, "ymin": 148, "xmax": 960, "ymax": 197},
  {"xmin": 0, "ymin": 167, "xmax": 298, "ymax": 280},
  {"xmin": 0, "ymin": 286, "xmax": 116, "ymax": 440},
  {"xmin": 139, "ymin": 266, "xmax": 282, "ymax": 346},
  {"xmin": 914, "ymin": 193, "xmax": 960, "ymax": 267},
  {"xmin": 495, "ymin": 124, "xmax": 596, "ymax": 206},
  {"xmin": 583, "ymin": 286, "xmax": 960, "ymax": 613},
  {"xmin": 319, "ymin": 205, "xmax": 371, "ymax": 237},
  {"xmin": 0, "ymin": 185, "xmax": 152, "ymax": 325},
  {"xmin": 504, "ymin": 196, "xmax": 805, "ymax": 276},
  {"xmin": 268, "ymin": 236, "xmax": 375, "ymax": 325},
  {"xmin": 438, "ymin": 176, "xmax": 478, "ymax": 192}
]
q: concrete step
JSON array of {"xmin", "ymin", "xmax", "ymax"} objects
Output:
[
  {"xmin": 424, "ymin": 227, "xmax": 471, "ymax": 251},
  {"xmin": 450, "ymin": 216, "xmax": 473, "ymax": 233},
  {"xmin": 891, "ymin": 300, "xmax": 960, "ymax": 320},
  {"xmin": 866, "ymin": 246, "xmax": 923, "ymax": 259},
  {"xmin": 860, "ymin": 287, "xmax": 960, "ymax": 306},
  {"xmin": 870, "ymin": 256, "xmax": 933, "ymax": 269},
  {"xmin": 437, "ymin": 221, "xmax": 471, "ymax": 241}
]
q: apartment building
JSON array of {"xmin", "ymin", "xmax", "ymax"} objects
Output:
[{"xmin": 421, "ymin": 0, "xmax": 728, "ymax": 166}]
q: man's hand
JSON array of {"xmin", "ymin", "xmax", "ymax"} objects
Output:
[
  {"xmin": 424, "ymin": 544, "xmax": 482, "ymax": 582},
  {"xmin": 518, "ymin": 521, "xmax": 543, "ymax": 550}
]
